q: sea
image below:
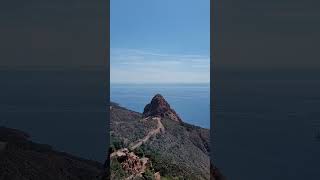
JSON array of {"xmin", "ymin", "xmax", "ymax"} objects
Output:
[{"xmin": 110, "ymin": 83, "xmax": 210, "ymax": 128}]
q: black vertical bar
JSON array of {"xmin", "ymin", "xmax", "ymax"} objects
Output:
[
  {"xmin": 103, "ymin": 0, "xmax": 110, "ymax": 178},
  {"xmin": 211, "ymin": 0, "xmax": 223, "ymax": 179},
  {"xmin": 210, "ymin": 0, "xmax": 215, "ymax": 179}
]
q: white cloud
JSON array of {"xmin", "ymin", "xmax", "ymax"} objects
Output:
[{"xmin": 110, "ymin": 48, "xmax": 210, "ymax": 84}]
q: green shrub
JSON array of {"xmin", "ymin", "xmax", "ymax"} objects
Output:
[
  {"xmin": 134, "ymin": 146, "xmax": 145, "ymax": 157},
  {"xmin": 133, "ymin": 144, "xmax": 191, "ymax": 179},
  {"xmin": 143, "ymin": 169, "xmax": 155, "ymax": 180},
  {"xmin": 110, "ymin": 136, "xmax": 124, "ymax": 151},
  {"xmin": 110, "ymin": 158, "xmax": 127, "ymax": 179}
]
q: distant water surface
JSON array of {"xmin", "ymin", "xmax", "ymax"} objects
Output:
[{"xmin": 111, "ymin": 83, "xmax": 210, "ymax": 128}]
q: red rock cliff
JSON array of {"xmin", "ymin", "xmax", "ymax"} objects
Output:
[{"xmin": 143, "ymin": 94, "xmax": 182, "ymax": 122}]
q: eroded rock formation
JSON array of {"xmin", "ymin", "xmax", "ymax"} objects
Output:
[{"xmin": 143, "ymin": 94, "xmax": 182, "ymax": 122}]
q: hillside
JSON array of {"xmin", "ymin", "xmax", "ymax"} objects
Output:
[
  {"xmin": 109, "ymin": 94, "xmax": 221, "ymax": 180},
  {"xmin": 0, "ymin": 126, "xmax": 104, "ymax": 180}
]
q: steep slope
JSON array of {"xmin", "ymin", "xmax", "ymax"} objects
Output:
[
  {"xmin": 109, "ymin": 94, "xmax": 212, "ymax": 180},
  {"xmin": 0, "ymin": 126, "xmax": 103, "ymax": 180}
]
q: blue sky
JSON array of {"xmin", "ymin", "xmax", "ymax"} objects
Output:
[{"xmin": 111, "ymin": 0, "xmax": 210, "ymax": 83}]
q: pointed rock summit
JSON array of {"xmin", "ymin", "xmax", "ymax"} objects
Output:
[{"xmin": 143, "ymin": 94, "xmax": 182, "ymax": 122}]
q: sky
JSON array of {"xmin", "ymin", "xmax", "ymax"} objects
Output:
[{"xmin": 110, "ymin": 0, "xmax": 210, "ymax": 84}]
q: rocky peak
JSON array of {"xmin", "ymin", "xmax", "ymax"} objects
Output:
[{"xmin": 143, "ymin": 94, "xmax": 182, "ymax": 122}]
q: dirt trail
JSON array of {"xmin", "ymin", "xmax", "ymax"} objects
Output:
[
  {"xmin": 110, "ymin": 117, "xmax": 165, "ymax": 179},
  {"xmin": 129, "ymin": 117, "xmax": 165, "ymax": 151}
]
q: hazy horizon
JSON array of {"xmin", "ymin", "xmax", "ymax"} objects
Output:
[{"xmin": 110, "ymin": 83, "xmax": 210, "ymax": 128}]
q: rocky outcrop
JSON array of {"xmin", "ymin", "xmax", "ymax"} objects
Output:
[
  {"xmin": 143, "ymin": 94, "xmax": 182, "ymax": 122},
  {"xmin": 154, "ymin": 172, "xmax": 161, "ymax": 180},
  {"xmin": 110, "ymin": 148, "xmax": 151, "ymax": 179}
]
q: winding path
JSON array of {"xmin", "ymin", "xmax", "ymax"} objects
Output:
[
  {"xmin": 129, "ymin": 117, "xmax": 165, "ymax": 150},
  {"xmin": 110, "ymin": 117, "xmax": 165, "ymax": 179}
]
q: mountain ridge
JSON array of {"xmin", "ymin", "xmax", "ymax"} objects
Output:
[{"xmin": 108, "ymin": 94, "xmax": 217, "ymax": 180}]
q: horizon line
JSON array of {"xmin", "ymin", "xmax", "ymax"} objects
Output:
[{"xmin": 110, "ymin": 82, "xmax": 210, "ymax": 85}]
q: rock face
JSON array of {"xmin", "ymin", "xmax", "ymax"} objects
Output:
[
  {"xmin": 111, "ymin": 148, "xmax": 150, "ymax": 177},
  {"xmin": 154, "ymin": 172, "xmax": 161, "ymax": 180},
  {"xmin": 143, "ymin": 94, "xmax": 182, "ymax": 122}
]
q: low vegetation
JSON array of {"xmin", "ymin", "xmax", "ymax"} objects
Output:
[
  {"xmin": 110, "ymin": 102, "xmax": 210, "ymax": 180},
  {"xmin": 110, "ymin": 158, "xmax": 128, "ymax": 179}
]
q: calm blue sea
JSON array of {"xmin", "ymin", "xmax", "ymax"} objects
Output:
[{"xmin": 111, "ymin": 83, "xmax": 210, "ymax": 128}]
